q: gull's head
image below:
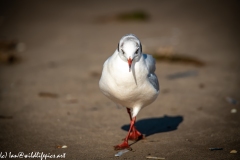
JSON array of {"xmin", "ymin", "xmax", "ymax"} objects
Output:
[{"xmin": 118, "ymin": 34, "xmax": 142, "ymax": 72}]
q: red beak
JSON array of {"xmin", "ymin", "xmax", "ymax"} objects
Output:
[{"xmin": 128, "ymin": 57, "xmax": 132, "ymax": 72}]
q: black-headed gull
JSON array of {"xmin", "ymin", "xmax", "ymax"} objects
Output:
[{"xmin": 99, "ymin": 34, "xmax": 159, "ymax": 150}]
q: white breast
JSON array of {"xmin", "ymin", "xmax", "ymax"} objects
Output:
[{"xmin": 99, "ymin": 51, "xmax": 159, "ymax": 109}]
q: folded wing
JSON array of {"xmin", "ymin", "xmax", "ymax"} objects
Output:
[{"xmin": 143, "ymin": 54, "xmax": 159, "ymax": 92}]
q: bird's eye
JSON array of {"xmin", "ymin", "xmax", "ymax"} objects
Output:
[
  {"xmin": 135, "ymin": 49, "xmax": 138, "ymax": 54},
  {"xmin": 121, "ymin": 49, "xmax": 125, "ymax": 54}
]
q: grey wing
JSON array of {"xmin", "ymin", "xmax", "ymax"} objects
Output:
[{"xmin": 144, "ymin": 54, "xmax": 159, "ymax": 92}]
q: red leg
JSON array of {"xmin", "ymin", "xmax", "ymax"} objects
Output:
[
  {"xmin": 114, "ymin": 117, "xmax": 136, "ymax": 150},
  {"xmin": 127, "ymin": 108, "xmax": 132, "ymax": 120},
  {"xmin": 126, "ymin": 108, "xmax": 145, "ymax": 141}
]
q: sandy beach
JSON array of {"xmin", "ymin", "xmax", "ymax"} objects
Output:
[{"xmin": 0, "ymin": 0, "xmax": 239, "ymax": 159}]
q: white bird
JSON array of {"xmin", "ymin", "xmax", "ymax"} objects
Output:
[{"xmin": 99, "ymin": 34, "xmax": 159, "ymax": 150}]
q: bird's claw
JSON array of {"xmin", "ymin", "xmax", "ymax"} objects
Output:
[
  {"xmin": 122, "ymin": 134, "xmax": 145, "ymax": 141},
  {"xmin": 114, "ymin": 141, "xmax": 132, "ymax": 151},
  {"xmin": 128, "ymin": 128, "xmax": 145, "ymax": 141}
]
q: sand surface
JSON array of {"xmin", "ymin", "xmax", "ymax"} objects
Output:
[{"xmin": 0, "ymin": 1, "xmax": 240, "ymax": 159}]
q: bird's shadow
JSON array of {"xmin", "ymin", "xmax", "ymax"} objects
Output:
[{"xmin": 121, "ymin": 115, "xmax": 183, "ymax": 137}]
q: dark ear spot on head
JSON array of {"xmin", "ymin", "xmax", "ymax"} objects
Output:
[
  {"xmin": 121, "ymin": 42, "xmax": 124, "ymax": 47},
  {"xmin": 140, "ymin": 43, "xmax": 142, "ymax": 52},
  {"xmin": 117, "ymin": 43, "xmax": 119, "ymax": 52}
]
